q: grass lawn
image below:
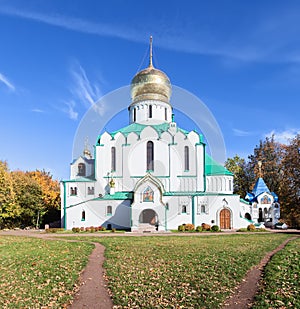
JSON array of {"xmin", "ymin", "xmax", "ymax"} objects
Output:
[
  {"xmin": 0, "ymin": 236, "xmax": 94, "ymax": 309},
  {"xmin": 253, "ymin": 237, "xmax": 300, "ymax": 309},
  {"xmin": 71, "ymin": 233, "xmax": 291, "ymax": 309}
]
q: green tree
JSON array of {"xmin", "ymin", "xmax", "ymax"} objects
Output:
[
  {"xmin": 11, "ymin": 171, "xmax": 44, "ymax": 228},
  {"xmin": 0, "ymin": 161, "xmax": 20, "ymax": 228},
  {"xmin": 225, "ymin": 155, "xmax": 253, "ymax": 197}
]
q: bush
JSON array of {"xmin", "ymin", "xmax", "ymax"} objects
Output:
[
  {"xmin": 237, "ymin": 228, "xmax": 248, "ymax": 232},
  {"xmin": 185, "ymin": 223, "xmax": 195, "ymax": 231},
  {"xmin": 45, "ymin": 228, "xmax": 65, "ymax": 233},
  {"xmin": 211, "ymin": 225, "xmax": 220, "ymax": 232},
  {"xmin": 98, "ymin": 226, "xmax": 106, "ymax": 231},
  {"xmin": 201, "ymin": 223, "xmax": 211, "ymax": 231},
  {"xmin": 196, "ymin": 226, "xmax": 203, "ymax": 232},
  {"xmin": 178, "ymin": 224, "xmax": 185, "ymax": 232},
  {"xmin": 111, "ymin": 228, "xmax": 116, "ymax": 233},
  {"xmin": 247, "ymin": 224, "xmax": 256, "ymax": 231},
  {"xmin": 72, "ymin": 227, "xmax": 80, "ymax": 233}
]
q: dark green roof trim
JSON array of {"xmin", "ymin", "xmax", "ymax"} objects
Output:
[
  {"xmin": 96, "ymin": 122, "xmax": 203, "ymax": 143},
  {"xmin": 97, "ymin": 192, "xmax": 133, "ymax": 200},
  {"xmin": 61, "ymin": 178, "xmax": 96, "ymax": 183},
  {"xmin": 163, "ymin": 191, "xmax": 238, "ymax": 197},
  {"xmin": 240, "ymin": 198, "xmax": 250, "ymax": 205}
]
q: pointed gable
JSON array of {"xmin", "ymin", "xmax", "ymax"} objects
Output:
[{"xmin": 252, "ymin": 177, "xmax": 271, "ymax": 197}]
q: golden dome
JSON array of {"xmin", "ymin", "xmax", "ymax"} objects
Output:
[{"xmin": 130, "ymin": 37, "xmax": 172, "ymax": 105}]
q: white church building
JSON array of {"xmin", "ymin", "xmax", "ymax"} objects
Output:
[{"xmin": 60, "ymin": 40, "xmax": 279, "ymax": 231}]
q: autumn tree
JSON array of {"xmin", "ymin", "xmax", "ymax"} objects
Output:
[{"xmin": 280, "ymin": 134, "xmax": 300, "ymax": 227}]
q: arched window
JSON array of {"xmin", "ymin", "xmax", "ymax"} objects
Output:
[
  {"xmin": 182, "ymin": 205, "xmax": 187, "ymax": 213},
  {"xmin": 149, "ymin": 105, "xmax": 152, "ymax": 118},
  {"xmin": 111, "ymin": 147, "xmax": 116, "ymax": 171},
  {"xmin": 133, "ymin": 108, "xmax": 136, "ymax": 122},
  {"xmin": 87, "ymin": 187, "xmax": 94, "ymax": 195},
  {"xmin": 70, "ymin": 187, "xmax": 77, "ymax": 196},
  {"xmin": 81, "ymin": 210, "xmax": 85, "ymax": 221},
  {"xmin": 147, "ymin": 141, "xmax": 154, "ymax": 171},
  {"xmin": 184, "ymin": 146, "xmax": 189, "ymax": 171},
  {"xmin": 201, "ymin": 205, "xmax": 206, "ymax": 213},
  {"xmin": 78, "ymin": 163, "xmax": 86, "ymax": 176},
  {"xmin": 107, "ymin": 205, "xmax": 112, "ymax": 216}
]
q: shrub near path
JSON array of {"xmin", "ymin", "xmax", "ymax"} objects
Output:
[
  {"xmin": 0, "ymin": 236, "xmax": 93, "ymax": 309},
  {"xmin": 79, "ymin": 234, "xmax": 291, "ymax": 309}
]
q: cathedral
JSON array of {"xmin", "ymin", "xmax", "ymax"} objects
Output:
[{"xmin": 60, "ymin": 39, "xmax": 279, "ymax": 231}]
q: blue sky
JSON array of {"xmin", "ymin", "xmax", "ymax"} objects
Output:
[{"xmin": 0, "ymin": 0, "xmax": 299, "ymax": 180}]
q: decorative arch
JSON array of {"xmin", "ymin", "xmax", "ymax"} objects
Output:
[
  {"xmin": 219, "ymin": 207, "xmax": 232, "ymax": 229},
  {"xmin": 133, "ymin": 173, "xmax": 165, "ymax": 205}
]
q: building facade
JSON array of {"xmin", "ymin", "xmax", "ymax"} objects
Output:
[{"xmin": 61, "ymin": 41, "xmax": 278, "ymax": 231}]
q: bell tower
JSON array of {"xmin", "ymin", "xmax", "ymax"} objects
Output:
[{"xmin": 129, "ymin": 37, "xmax": 173, "ymax": 125}]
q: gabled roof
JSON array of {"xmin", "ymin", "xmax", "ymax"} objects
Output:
[
  {"xmin": 252, "ymin": 177, "xmax": 271, "ymax": 197},
  {"xmin": 71, "ymin": 156, "xmax": 94, "ymax": 165},
  {"xmin": 205, "ymin": 154, "xmax": 233, "ymax": 176}
]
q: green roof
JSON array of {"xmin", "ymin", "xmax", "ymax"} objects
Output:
[
  {"xmin": 96, "ymin": 122, "xmax": 203, "ymax": 143},
  {"xmin": 98, "ymin": 192, "xmax": 133, "ymax": 200},
  {"xmin": 110, "ymin": 122, "xmax": 189, "ymax": 138},
  {"xmin": 205, "ymin": 154, "xmax": 233, "ymax": 176}
]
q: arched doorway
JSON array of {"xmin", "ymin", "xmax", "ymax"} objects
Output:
[
  {"xmin": 139, "ymin": 209, "xmax": 157, "ymax": 225},
  {"xmin": 220, "ymin": 208, "xmax": 231, "ymax": 229},
  {"xmin": 245, "ymin": 213, "xmax": 252, "ymax": 220},
  {"xmin": 258, "ymin": 208, "xmax": 263, "ymax": 222}
]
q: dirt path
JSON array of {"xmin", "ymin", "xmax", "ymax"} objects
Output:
[
  {"xmin": 68, "ymin": 242, "xmax": 113, "ymax": 309},
  {"xmin": 222, "ymin": 236, "xmax": 299, "ymax": 309}
]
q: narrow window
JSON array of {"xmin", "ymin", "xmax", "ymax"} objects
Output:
[
  {"xmin": 201, "ymin": 205, "xmax": 206, "ymax": 213},
  {"xmin": 149, "ymin": 105, "xmax": 152, "ymax": 118},
  {"xmin": 70, "ymin": 187, "xmax": 77, "ymax": 196},
  {"xmin": 88, "ymin": 187, "xmax": 94, "ymax": 195},
  {"xmin": 78, "ymin": 163, "xmax": 86, "ymax": 176},
  {"xmin": 184, "ymin": 146, "xmax": 189, "ymax": 171},
  {"xmin": 111, "ymin": 147, "xmax": 116, "ymax": 171},
  {"xmin": 107, "ymin": 205, "xmax": 112, "ymax": 216},
  {"xmin": 182, "ymin": 205, "xmax": 187, "ymax": 213},
  {"xmin": 229, "ymin": 179, "xmax": 232, "ymax": 191},
  {"xmin": 147, "ymin": 141, "xmax": 154, "ymax": 171},
  {"xmin": 133, "ymin": 108, "xmax": 136, "ymax": 122},
  {"xmin": 165, "ymin": 108, "xmax": 167, "ymax": 121},
  {"xmin": 81, "ymin": 210, "xmax": 85, "ymax": 221}
]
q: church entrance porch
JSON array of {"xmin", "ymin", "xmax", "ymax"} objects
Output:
[
  {"xmin": 220, "ymin": 208, "xmax": 231, "ymax": 229},
  {"xmin": 139, "ymin": 209, "xmax": 158, "ymax": 225},
  {"xmin": 137, "ymin": 209, "xmax": 158, "ymax": 232}
]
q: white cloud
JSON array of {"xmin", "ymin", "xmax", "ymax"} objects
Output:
[
  {"xmin": 70, "ymin": 62, "xmax": 105, "ymax": 116},
  {"xmin": 265, "ymin": 128, "xmax": 300, "ymax": 144},
  {"xmin": 2, "ymin": 4, "xmax": 300, "ymax": 65},
  {"xmin": 0, "ymin": 72, "xmax": 15, "ymax": 91},
  {"xmin": 32, "ymin": 108, "xmax": 44, "ymax": 113},
  {"xmin": 63, "ymin": 101, "xmax": 78, "ymax": 121},
  {"xmin": 233, "ymin": 128, "xmax": 253, "ymax": 137}
]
